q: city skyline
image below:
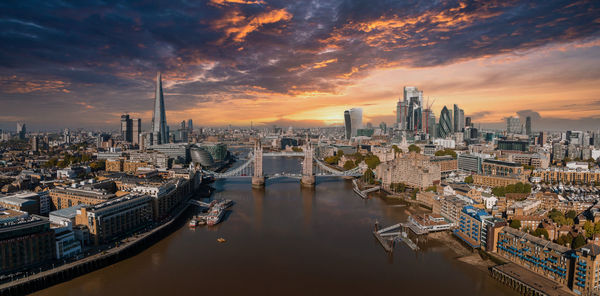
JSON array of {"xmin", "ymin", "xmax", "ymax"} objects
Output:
[{"xmin": 0, "ymin": 1, "xmax": 599, "ymax": 131}]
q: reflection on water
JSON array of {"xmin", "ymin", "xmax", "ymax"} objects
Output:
[{"xmin": 34, "ymin": 157, "xmax": 516, "ymax": 296}]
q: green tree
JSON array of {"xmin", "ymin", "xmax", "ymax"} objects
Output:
[
  {"xmin": 410, "ymin": 189, "xmax": 419, "ymax": 200},
  {"xmin": 434, "ymin": 149, "xmax": 457, "ymax": 158},
  {"xmin": 464, "ymin": 175, "xmax": 474, "ymax": 184},
  {"xmin": 532, "ymin": 228, "xmax": 549, "ymax": 240},
  {"xmin": 364, "ymin": 155, "xmax": 381, "ymax": 169},
  {"xmin": 509, "ymin": 220, "xmax": 521, "ymax": 229},
  {"xmin": 337, "ymin": 149, "xmax": 344, "ymax": 157},
  {"xmin": 572, "ymin": 234, "xmax": 587, "ymax": 249},
  {"xmin": 343, "ymin": 160, "xmax": 356, "ymax": 170},
  {"xmin": 408, "ymin": 144, "xmax": 421, "ymax": 153},
  {"xmin": 362, "ymin": 169, "xmax": 375, "ymax": 184},
  {"xmin": 425, "ymin": 186, "xmax": 437, "ymax": 192},
  {"xmin": 566, "ymin": 210, "xmax": 577, "ymax": 219},
  {"xmin": 90, "ymin": 160, "xmax": 105, "ymax": 171},
  {"xmin": 391, "ymin": 145, "xmax": 402, "ymax": 154},
  {"xmin": 391, "ymin": 182, "xmax": 406, "ymax": 193},
  {"xmin": 557, "ymin": 234, "xmax": 572, "ymax": 246},
  {"xmin": 585, "ymin": 221, "xmax": 595, "ymax": 238},
  {"xmin": 594, "ymin": 222, "xmax": 600, "ymax": 235}
]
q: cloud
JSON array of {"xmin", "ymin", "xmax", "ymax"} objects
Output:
[{"xmin": 0, "ymin": 0, "xmax": 599, "ymax": 129}]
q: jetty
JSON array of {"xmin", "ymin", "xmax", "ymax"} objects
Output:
[
  {"xmin": 373, "ymin": 222, "xmax": 419, "ymax": 252},
  {"xmin": 352, "ymin": 179, "xmax": 380, "ymax": 199}
]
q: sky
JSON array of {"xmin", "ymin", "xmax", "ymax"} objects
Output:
[{"xmin": 0, "ymin": 0, "xmax": 599, "ymax": 131}]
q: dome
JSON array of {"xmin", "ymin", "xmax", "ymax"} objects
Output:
[{"xmin": 191, "ymin": 147, "xmax": 214, "ymax": 167}]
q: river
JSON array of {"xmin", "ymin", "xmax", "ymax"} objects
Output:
[{"xmin": 34, "ymin": 156, "xmax": 515, "ymax": 296}]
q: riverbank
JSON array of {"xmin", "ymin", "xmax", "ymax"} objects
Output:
[{"xmin": 0, "ymin": 184, "xmax": 213, "ymax": 296}]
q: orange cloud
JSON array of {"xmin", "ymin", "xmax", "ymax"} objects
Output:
[
  {"xmin": 212, "ymin": 8, "xmax": 292, "ymax": 43},
  {"xmin": 209, "ymin": 0, "xmax": 265, "ymax": 6},
  {"xmin": 0, "ymin": 75, "xmax": 70, "ymax": 94},
  {"xmin": 312, "ymin": 58, "xmax": 338, "ymax": 69}
]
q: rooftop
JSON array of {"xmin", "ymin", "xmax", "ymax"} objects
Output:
[
  {"xmin": 502, "ymin": 226, "xmax": 569, "ymax": 253},
  {"xmin": 50, "ymin": 204, "xmax": 88, "ymax": 219}
]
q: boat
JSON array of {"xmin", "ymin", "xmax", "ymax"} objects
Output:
[
  {"xmin": 217, "ymin": 238, "xmax": 226, "ymax": 243},
  {"xmin": 206, "ymin": 206, "xmax": 225, "ymax": 226},
  {"xmin": 188, "ymin": 219, "xmax": 197, "ymax": 227}
]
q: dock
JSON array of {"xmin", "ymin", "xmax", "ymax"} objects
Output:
[
  {"xmin": 352, "ymin": 179, "xmax": 380, "ymax": 199},
  {"xmin": 373, "ymin": 222, "xmax": 420, "ymax": 252}
]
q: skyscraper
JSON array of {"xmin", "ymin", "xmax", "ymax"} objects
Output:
[
  {"xmin": 525, "ymin": 116, "xmax": 532, "ymax": 135},
  {"xmin": 121, "ymin": 114, "xmax": 132, "ymax": 142},
  {"xmin": 439, "ymin": 106, "xmax": 452, "ymax": 138},
  {"xmin": 187, "ymin": 119, "xmax": 193, "ymax": 133},
  {"xmin": 121, "ymin": 114, "xmax": 141, "ymax": 145},
  {"xmin": 344, "ymin": 110, "xmax": 351, "ymax": 140},
  {"xmin": 132, "ymin": 118, "xmax": 141, "ymax": 146},
  {"xmin": 152, "ymin": 72, "xmax": 168, "ymax": 145},
  {"xmin": 506, "ymin": 116, "xmax": 522, "ymax": 134},
  {"xmin": 453, "ymin": 104, "xmax": 465, "ymax": 133},
  {"xmin": 16, "ymin": 122, "xmax": 26, "ymax": 140},
  {"xmin": 343, "ymin": 108, "xmax": 363, "ymax": 139},
  {"xmin": 397, "ymin": 87, "xmax": 423, "ymax": 132}
]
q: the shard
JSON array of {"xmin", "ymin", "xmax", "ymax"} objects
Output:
[{"xmin": 151, "ymin": 72, "xmax": 168, "ymax": 145}]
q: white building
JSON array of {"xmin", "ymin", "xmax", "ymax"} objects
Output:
[
  {"xmin": 434, "ymin": 138, "xmax": 456, "ymax": 149},
  {"xmin": 53, "ymin": 226, "xmax": 82, "ymax": 259}
]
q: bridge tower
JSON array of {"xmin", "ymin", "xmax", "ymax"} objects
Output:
[
  {"xmin": 252, "ymin": 139, "xmax": 265, "ymax": 188},
  {"xmin": 301, "ymin": 136, "xmax": 315, "ymax": 187}
]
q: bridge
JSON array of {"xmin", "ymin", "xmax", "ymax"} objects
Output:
[{"xmin": 201, "ymin": 138, "xmax": 362, "ymax": 187}]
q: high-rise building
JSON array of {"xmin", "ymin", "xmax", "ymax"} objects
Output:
[
  {"xmin": 152, "ymin": 72, "xmax": 168, "ymax": 145},
  {"xmin": 439, "ymin": 106, "xmax": 453, "ymax": 138},
  {"xmin": 525, "ymin": 116, "xmax": 532, "ymax": 135},
  {"xmin": 16, "ymin": 122, "xmax": 26, "ymax": 140},
  {"xmin": 506, "ymin": 116, "xmax": 522, "ymax": 134},
  {"xmin": 343, "ymin": 108, "xmax": 363, "ymax": 139},
  {"xmin": 132, "ymin": 118, "xmax": 141, "ymax": 146},
  {"xmin": 121, "ymin": 114, "xmax": 133, "ymax": 142},
  {"xmin": 397, "ymin": 87, "xmax": 423, "ymax": 132},
  {"xmin": 121, "ymin": 114, "xmax": 141, "ymax": 145},
  {"xmin": 465, "ymin": 117, "xmax": 472, "ymax": 127},
  {"xmin": 344, "ymin": 110, "xmax": 352, "ymax": 140},
  {"xmin": 453, "ymin": 104, "xmax": 465, "ymax": 133},
  {"xmin": 187, "ymin": 119, "xmax": 193, "ymax": 133}
]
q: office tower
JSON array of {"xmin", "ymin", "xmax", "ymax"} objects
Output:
[
  {"xmin": 453, "ymin": 104, "xmax": 465, "ymax": 133},
  {"xmin": 120, "ymin": 114, "xmax": 133, "ymax": 142},
  {"xmin": 379, "ymin": 122, "xmax": 387, "ymax": 134},
  {"xmin": 178, "ymin": 120, "xmax": 188, "ymax": 143},
  {"xmin": 16, "ymin": 122, "xmax": 26, "ymax": 140},
  {"xmin": 506, "ymin": 116, "xmax": 522, "ymax": 134},
  {"xmin": 525, "ymin": 116, "xmax": 532, "ymax": 135},
  {"xmin": 344, "ymin": 108, "xmax": 363, "ymax": 139},
  {"xmin": 344, "ymin": 110, "xmax": 351, "ymax": 139},
  {"xmin": 439, "ymin": 106, "xmax": 452, "ymax": 138},
  {"xmin": 427, "ymin": 112, "xmax": 436, "ymax": 138},
  {"xmin": 152, "ymin": 72, "xmax": 168, "ymax": 145},
  {"xmin": 465, "ymin": 117, "xmax": 472, "ymax": 127},
  {"xmin": 397, "ymin": 87, "xmax": 423, "ymax": 131},
  {"xmin": 30, "ymin": 136, "xmax": 39, "ymax": 152},
  {"xmin": 187, "ymin": 119, "xmax": 193, "ymax": 133},
  {"xmin": 132, "ymin": 118, "xmax": 141, "ymax": 146}
]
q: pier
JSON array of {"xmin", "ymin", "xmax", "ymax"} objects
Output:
[
  {"xmin": 373, "ymin": 222, "xmax": 420, "ymax": 252},
  {"xmin": 352, "ymin": 179, "xmax": 380, "ymax": 199}
]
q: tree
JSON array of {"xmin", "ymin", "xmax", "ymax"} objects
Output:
[
  {"xmin": 364, "ymin": 154, "xmax": 381, "ymax": 169},
  {"xmin": 343, "ymin": 160, "xmax": 356, "ymax": 170},
  {"xmin": 585, "ymin": 221, "xmax": 595, "ymax": 238},
  {"xmin": 336, "ymin": 149, "xmax": 344, "ymax": 157},
  {"xmin": 557, "ymin": 234, "xmax": 571, "ymax": 246},
  {"xmin": 594, "ymin": 222, "xmax": 600, "ymax": 235},
  {"xmin": 572, "ymin": 234, "xmax": 587, "ymax": 249},
  {"xmin": 410, "ymin": 189, "xmax": 419, "ymax": 200},
  {"xmin": 510, "ymin": 220, "xmax": 521, "ymax": 229},
  {"xmin": 532, "ymin": 228, "xmax": 549, "ymax": 240},
  {"xmin": 90, "ymin": 160, "xmax": 105, "ymax": 171},
  {"xmin": 464, "ymin": 175, "xmax": 474, "ymax": 184},
  {"xmin": 391, "ymin": 145, "xmax": 402, "ymax": 154},
  {"xmin": 566, "ymin": 210, "xmax": 577, "ymax": 219},
  {"xmin": 408, "ymin": 144, "xmax": 421, "ymax": 153},
  {"xmin": 391, "ymin": 183, "xmax": 406, "ymax": 193},
  {"xmin": 434, "ymin": 149, "xmax": 457, "ymax": 158},
  {"xmin": 362, "ymin": 169, "xmax": 375, "ymax": 184},
  {"xmin": 425, "ymin": 186, "xmax": 437, "ymax": 192},
  {"xmin": 292, "ymin": 147, "xmax": 303, "ymax": 152}
]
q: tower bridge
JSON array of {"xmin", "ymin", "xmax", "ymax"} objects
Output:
[{"xmin": 201, "ymin": 138, "xmax": 362, "ymax": 187}]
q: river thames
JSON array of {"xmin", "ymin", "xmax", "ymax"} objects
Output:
[{"xmin": 34, "ymin": 156, "xmax": 515, "ymax": 296}]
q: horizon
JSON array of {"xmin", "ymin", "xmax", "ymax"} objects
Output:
[{"xmin": 1, "ymin": 1, "xmax": 599, "ymax": 130}]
